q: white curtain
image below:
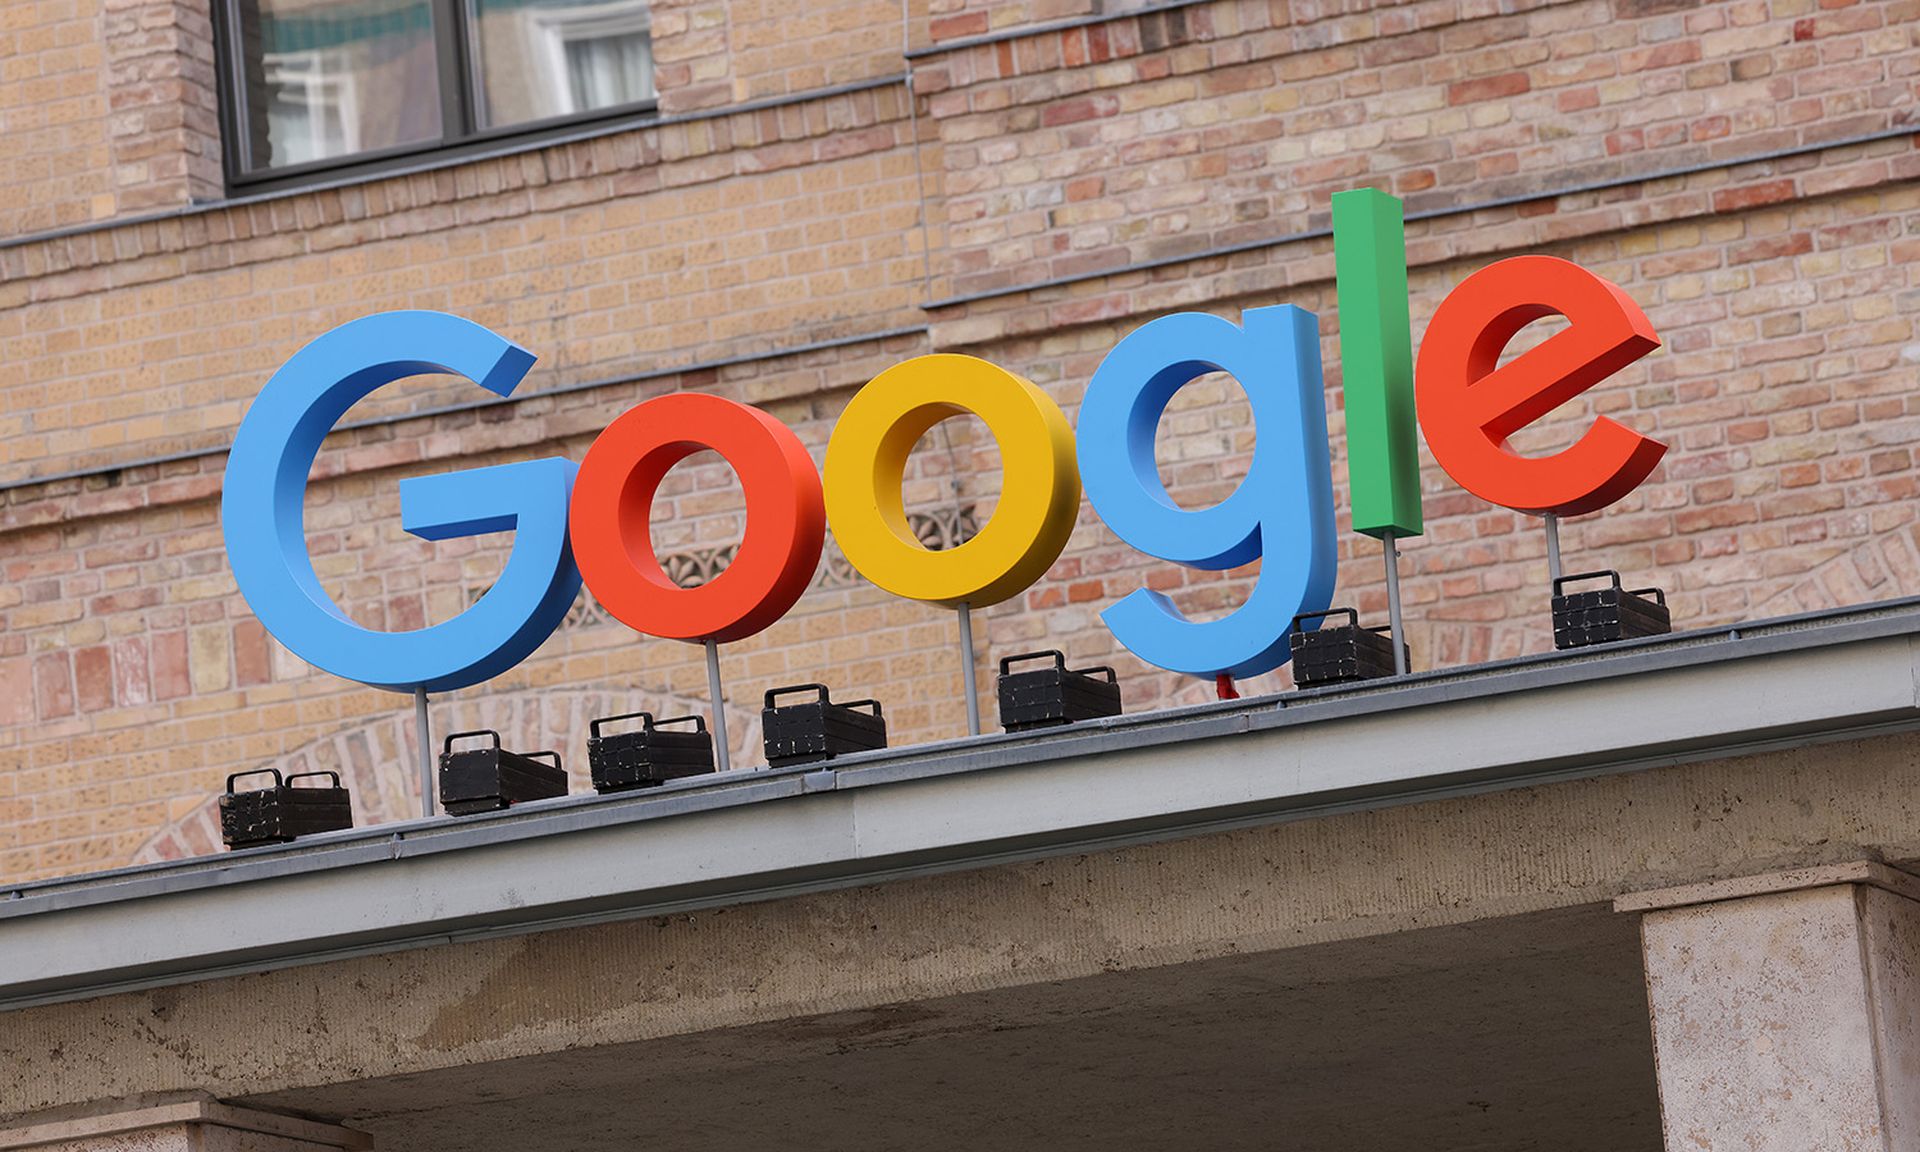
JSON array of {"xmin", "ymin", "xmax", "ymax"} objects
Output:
[{"xmin": 563, "ymin": 27, "xmax": 653, "ymax": 112}]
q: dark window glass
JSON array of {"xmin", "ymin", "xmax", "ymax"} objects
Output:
[
  {"xmin": 236, "ymin": 0, "xmax": 444, "ymax": 170},
  {"xmin": 219, "ymin": 0, "xmax": 657, "ymax": 183}
]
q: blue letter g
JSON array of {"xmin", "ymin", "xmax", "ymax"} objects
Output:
[{"xmin": 221, "ymin": 311, "xmax": 580, "ymax": 693}]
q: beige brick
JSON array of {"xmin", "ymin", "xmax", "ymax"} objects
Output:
[{"xmin": 1, "ymin": 0, "xmax": 1917, "ymax": 885}]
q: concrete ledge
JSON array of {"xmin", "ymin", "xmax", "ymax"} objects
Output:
[
  {"xmin": 6, "ymin": 598, "xmax": 1920, "ymax": 1011},
  {"xmin": 0, "ymin": 1095, "xmax": 369, "ymax": 1151},
  {"xmin": 1615, "ymin": 859, "xmax": 1920, "ymax": 914},
  {"xmin": 7, "ymin": 725, "xmax": 1920, "ymax": 1120}
]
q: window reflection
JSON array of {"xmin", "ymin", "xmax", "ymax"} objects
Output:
[
  {"xmin": 237, "ymin": 0, "xmax": 444, "ymax": 170},
  {"xmin": 470, "ymin": 0, "xmax": 656, "ymax": 130}
]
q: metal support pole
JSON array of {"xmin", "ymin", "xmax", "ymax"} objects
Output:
[
  {"xmin": 413, "ymin": 686, "xmax": 434, "ymax": 818},
  {"xmin": 1544, "ymin": 513, "xmax": 1564, "ymax": 586},
  {"xmin": 705, "ymin": 638, "xmax": 732, "ymax": 773},
  {"xmin": 1382, "ymin": 532, "xmax": 1408, "ymax": 676},
  {"xmin": 958, "ymin": 603, "xmax": 981, "ymax": 736}
]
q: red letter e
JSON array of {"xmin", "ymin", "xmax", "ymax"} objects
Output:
[{"xmin": 1415, "ymin": 255, "xmax": 1664, "ymax": 516}]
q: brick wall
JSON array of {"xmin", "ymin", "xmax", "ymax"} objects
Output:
[
  {"xmin": 726, "ymin": 0, "xmax": 911, "ymax": 99},
  {"xmin": 1, "ymin": 0, "xmax": 219, "ymax": 238},
  {"xmin": 654, "ymin": 0, "xmax": 913, "ymax": 110},
  {"xmin": 0, "ymin": 80, "xmax": 925, "ymax": 486},
  {"xmin": 916, "ymin": 0, "xmax": 1918, "ymax": 303},
  {"xmin": 2, "ymin": 0, "xmax": 1918, "ymax": 882},
  {"xmin": 2, "ymin": 0, "xmax": 117, "ymax": 236},
  {"xmin": 104, "ymin": 0, "xmax": 221, "ymax": 214},
  {"xmin": 651, "ymin": 0, "xmax": 736, "ymax": 111}
]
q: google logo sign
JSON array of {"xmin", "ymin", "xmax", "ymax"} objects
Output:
[{"xmin": 221, "ymin": 189, "xmax": 1665, "ymax": 694}]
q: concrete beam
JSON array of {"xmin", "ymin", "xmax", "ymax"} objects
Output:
[{"xmin": 6, "ymin": 724, "xmax": 1920, "ymax": 1118}]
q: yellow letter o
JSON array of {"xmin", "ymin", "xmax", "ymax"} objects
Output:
[{"xmin": 823, "ymin": 354, "xmax": 1080, "ymax": 608}]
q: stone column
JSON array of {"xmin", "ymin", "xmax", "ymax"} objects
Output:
[
  {"xmin": 1619, "ymin": 861, "xmax": 1920, "ymax": 1152},
  {"xmin": 0, "ymin": 1095, "xmax": 367, "ymax": 1152}
]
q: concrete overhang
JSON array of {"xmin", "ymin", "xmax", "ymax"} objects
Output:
[{"xmin": 8, "ymin": 598, "xmax": 1920, "ymax": 1011}]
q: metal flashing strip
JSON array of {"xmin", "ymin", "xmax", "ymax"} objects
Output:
[
  {"xmin": 920, "ymin": 125, "xmax": 1920, "ymax": 311},
  {"xmin": 5, "ymin": 596, "xmax": 1920, "ymax": 1010},
  {"xmin": 901, "ymin": 0, "xmax": 1210, "ymax": 59},
  {"xmin": 0, "ymin": 325, "xmax": 930, "ymax": 496},
  {"xmin": 0, "ymin": 74, "xmax": 910, "ymax": 256}
]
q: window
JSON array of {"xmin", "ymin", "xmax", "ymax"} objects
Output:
[{"xmin": 215, "ymin": 0, "xmax": 658, "ymax": 188}]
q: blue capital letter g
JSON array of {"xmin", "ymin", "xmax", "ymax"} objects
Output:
[{"xmin": 221, "ymin": 311, "xmax": 580, "ymax": 693}]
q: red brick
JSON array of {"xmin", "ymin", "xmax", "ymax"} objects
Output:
[
  {"xmin": 33, "ymin": 653, "xmax": 73, "ymax": 720},
  {"xmin": 1558, "ymin": 87, "xmax": 1601, "ymax": 113},
  {"xmin": 1728, "ymin": 232, "xmax": 1815, "ymax": 263},
  {"xmin": 1447, "ymin": 73, "xmax": 1530, "ymax": 105},
  {"xmin": 0, "ymin": 658, "xmax": 32, "ymax": 727},
  {"xmin": 151, "ymin": 630, "xmax": 190, "ymax": 701},
  {"xmin": 1713, "ymin": 180, "xmax": 1799, "ymax": 214},
  {"xmin": 234, "ymin": 618, "xmax": 272, "ymax": 687},
  {"xmin": 1040, "ymin": 96, "xmax": 1117, "ymax": 127},
  {"xmin": 930, "ymin": 12, "xmax": 989, "ymax": 41},
  {"xmin": 73, "ymin": 645, "xmax": 112, "ymax": 713}
]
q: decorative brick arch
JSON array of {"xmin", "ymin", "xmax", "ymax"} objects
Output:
[
  {"xmin": 134, "ymin": 686, "xmax": 761, "ymax": 864},
  {"xmin": 1749, "ymin": 523, "xmax": 1920, "ymax": 620},
  {"xmin": 131, "ymin": 505, "xmax": 988, "ymax": 866}
]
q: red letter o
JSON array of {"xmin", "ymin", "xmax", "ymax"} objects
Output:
[{"xmin": 570, "ymin": 393, "xmax": 825, "ymax": 642}]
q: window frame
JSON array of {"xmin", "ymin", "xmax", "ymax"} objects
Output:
[
  {"xmin": 508, "ymin": 0, "xmax": 654, "ymax": 122},
  {"xmin": 209, "ymin": 0, "xmax": 663, "ymax": 196}
]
